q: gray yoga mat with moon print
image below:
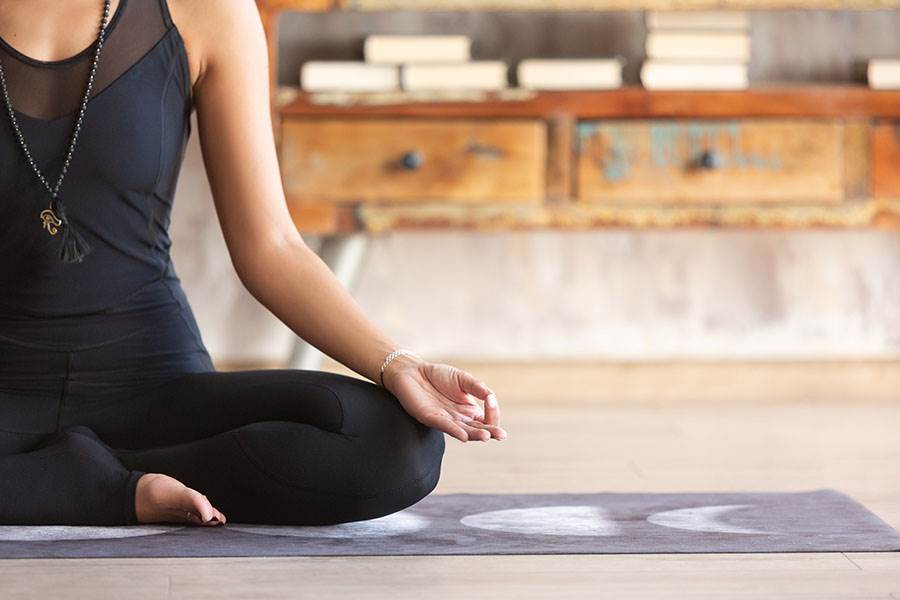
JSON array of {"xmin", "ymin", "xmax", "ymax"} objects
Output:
[{"xmin": 0, "ymin": 489, "xmax": 897, "ymax": 558}]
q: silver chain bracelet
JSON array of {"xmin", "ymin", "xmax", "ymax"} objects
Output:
[{"xmin": 380, "ymin": 348, "xmax": 418, "ymax": 387}]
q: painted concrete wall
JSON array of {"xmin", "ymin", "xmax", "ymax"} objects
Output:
[{"xmin": 170, "ymin": 115, "xmax": 900, "ymax": 365}]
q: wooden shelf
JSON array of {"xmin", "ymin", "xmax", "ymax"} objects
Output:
[
  {"xmin": 276, "ymin": 86, "xmax": 900, "ymax": 119},
  {"xmin": 287, "ymin": 199, "xmax": 900, "ymax": 233}
]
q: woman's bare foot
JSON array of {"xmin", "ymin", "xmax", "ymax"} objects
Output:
[{"xmin": 135, "ymin": 473, "xmax": 226, "ymax": 526}]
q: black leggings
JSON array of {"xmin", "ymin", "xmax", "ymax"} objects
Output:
[
  {"xmin": 0, "ymin": 282, "xmax": 446, "ymax": 526},
  {"xmin": 0, "ymin": 365, "xmax": 446, "ymax": 526},
  {"xmin": 0, "ymin": 369, "xmax": 445, "ymax": 526}
]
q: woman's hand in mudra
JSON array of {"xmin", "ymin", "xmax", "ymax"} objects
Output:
[{"xmin": 382, "ymin": 354, "xmax": 507, "ymax": 443}]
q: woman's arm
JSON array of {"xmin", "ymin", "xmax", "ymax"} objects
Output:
[{"xmin": 174, "ymin": 0, "xmax": 506, "ymax": 442}]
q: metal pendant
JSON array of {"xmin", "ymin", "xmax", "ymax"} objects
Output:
[{"xmin": 40, "ymin": 206, "xmax": 63, "ymax": 236}]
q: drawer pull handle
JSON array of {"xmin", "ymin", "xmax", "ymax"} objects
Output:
[
  {"xmin": 696, "ymin": 150, "xmax": 722, "ymax": 170},
  {"xmin": 465, "ymin": 142, "xmax": 506, "ymax": 159},
  {"xmin": 400, "ymin": 151, "xmax": 424, "ymax": 171}
]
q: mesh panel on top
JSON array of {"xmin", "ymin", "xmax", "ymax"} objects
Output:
[{"xmin": 0, "ymin": 0, "xmax": 169, "ymax": 121}]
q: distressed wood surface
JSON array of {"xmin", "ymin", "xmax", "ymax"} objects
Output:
[
  {"xmin": 259, "ymin": 3, "xmax": 900, "ymax": 231},
  {"xmin": 278, "ymin": 87, "xmax": 900, "ymax": 119},
  {"xmin": 546, "ymin": 114, "xmax": 575, "ymax": 203},
  {"xmin": 341, "ymin": 199, "xmax": 900, "ymax": 233},
  {"xmin": 872, "ymin": 123, "xmax": 900, "ymax": 198},
  {"xmin": 280, "ymin": 119, "xmax": 547, "ymax": 203},
  {"xmin": 576, "ymin": 120, "xmax": 845, "ymax": 204},
  {"xmin": 287, "ymin": 202, "xmax": 361, "ymax": 232},
  {"xmin": 843, "ymin": 119, "xmax": 870, "ymax": 200}
]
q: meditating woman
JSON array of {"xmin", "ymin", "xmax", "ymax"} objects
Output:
[{"xmin": 0, "ymin": 0, "xmax": 506, "ymax": 527}]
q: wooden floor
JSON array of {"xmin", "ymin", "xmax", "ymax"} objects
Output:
[{"xmin": 2, "ymin": 361, "xmax": 899, "ymax": 599}]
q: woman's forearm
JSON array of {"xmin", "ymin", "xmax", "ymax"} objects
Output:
[{"xmin": 232, "ymin": 234, "xmax": 403, "ymax": 384}]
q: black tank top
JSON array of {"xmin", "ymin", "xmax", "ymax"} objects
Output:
[{"xmin": 0, "ymin": 0, "xmax": 194, "ymax": 318}]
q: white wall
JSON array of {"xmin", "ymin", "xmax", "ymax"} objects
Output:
[{"xmin": 171, "ymin": 115, "xmax": 900, "ymax": 365}]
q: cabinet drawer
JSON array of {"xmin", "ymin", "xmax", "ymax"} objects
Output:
[
  {"xmin": 576, "ymin": 119, "xmax": 845, "ymax": 204},
  {"xmin": 872, "ymin": 122, "xmax": 900, "ymax": 198},
  {"xmin": 281, "ymin": 119, "xmax": 546, "ymax": 202}
]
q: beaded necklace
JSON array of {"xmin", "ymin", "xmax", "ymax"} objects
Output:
[{"xmin": 0, "ymin": 0, "xmax": 111, "ymax": 263}]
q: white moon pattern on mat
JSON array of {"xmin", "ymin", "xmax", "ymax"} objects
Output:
[
  {"xmin": 646, "ymin": 505, "xmax": 768, "ymax": 534},
  {"xmin": 0, "ymin": 525, "xmax": 184, "ymax": 542},
  {"xmin": 460, "ymin": 505, "xmax": 621, "ymax": 537},
  {"xmin": 228, "ymin": 511, "xmax": 429, "ymax": 538}
]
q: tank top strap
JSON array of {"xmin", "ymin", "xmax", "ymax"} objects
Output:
[{"xmin": 157, "ymin": 0, "xmax": 176, "ymax": 30}]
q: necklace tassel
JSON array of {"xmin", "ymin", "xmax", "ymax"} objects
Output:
[{"xmin": 53, "ymin": 199, "xmax": 93, "ymax": 264}]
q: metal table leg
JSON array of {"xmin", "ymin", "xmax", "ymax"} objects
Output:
[{"xmin": 287, "ymin": 232, "xmax": 370, "ymax": 371}]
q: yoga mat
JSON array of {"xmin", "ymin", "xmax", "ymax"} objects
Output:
[{"xmin": 0, "ymin": 489, "xmax": 897, "ymax": 558}]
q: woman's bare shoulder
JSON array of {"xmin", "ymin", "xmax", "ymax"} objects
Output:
[{"xmin": 165, "ymin": 0, "xmax": 265, "ymax": 94}]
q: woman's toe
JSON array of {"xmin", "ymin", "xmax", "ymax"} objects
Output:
[{"xmin": 182, "ymin": 489, "xmax": 215, "ymax": 524}]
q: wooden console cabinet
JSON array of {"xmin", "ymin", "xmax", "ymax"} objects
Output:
[
  {"xmin": 257, "ymin": 1, "xmax": 900, "ymax": 232},
  {"xmin": 256, "ymin": 0, "xmax": 900, "ymax": 367},
  {"xmin": 272, "ymin": 85, "xmax": 900, "ymax": 232}
]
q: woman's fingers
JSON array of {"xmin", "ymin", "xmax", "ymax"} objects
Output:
[
  {"xmin": 456, "ymin": 370, "xmax": 500, "ymax": 426},
  {"xmin": 459, "ymin": 419, "xmax": 507, "ymax": 441},
  {"xmin": 479, "ymin": 390, "xmax": 500, "ymax": 427},
  {"xmin": 483, "ymin": 392, "xmax": 500, "ymax": 427},
  {"xmin": 423, "ymin": 413, "xmax": 469, "ymax": 442},
  {"xmin": 455, "ymin": 367, "xmax": 494, "ymax": 401},
  {"xmin": 455, "ymin": 402, "xmax": 485, "ymax": 420},
  {"xmin": 420, "ymin": 412, "xmax": 507, "ymax": 443}
]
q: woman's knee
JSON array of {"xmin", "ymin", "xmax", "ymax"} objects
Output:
[
  {"xmin": 338, "ymin": 423, "xmax": 445, "ymax": 522},
  {"xmin": 231, "ymin": 411, "xmax": 445, "ymax": 497},
  {"xmin": 229, "ymin": 373, "xmax": 447, "ymax": 520},
  {"xmin": 337, "ymin": 378, "xmax": 446, "ymax": 485},
  {"xmin": 230, "ymin": 419, "xmax": 444, "ymax": 524},
  {"xmin": 406, "ymin": 423, "xmax": 445, "ymax": 498},
  {"xmin": 239, "ymin": 406, "xmax": 445, "ymax": 498},
  {"xmin": 371, "ymin": 417, "xmax": 444, "ymax": 517},
  {"xmin": 330, "ymin": 375, "xmax": 426, "ymax": 436}
]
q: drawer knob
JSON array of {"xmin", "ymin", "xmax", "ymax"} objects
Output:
[
  {"xmin": 400, "ymin": 151, "xmax": 424, "ymax": 171},
  {"xmin": 697, "ymin": 150, "xmax": 722, "ymax": 170}
]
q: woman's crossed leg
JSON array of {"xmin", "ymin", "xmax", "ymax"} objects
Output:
[{"xmin": 0, "ymin": 369, "xmax": 446, "ymax": 526}]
